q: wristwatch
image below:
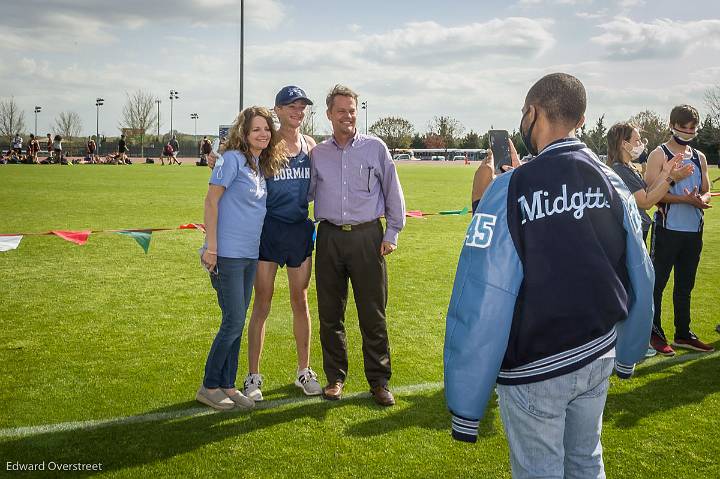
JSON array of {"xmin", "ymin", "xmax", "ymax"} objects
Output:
[{"xmin": 665, "ymin": 176, "xmax": 673, "ymax": 184}]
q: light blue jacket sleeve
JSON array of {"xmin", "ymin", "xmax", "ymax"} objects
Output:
[
  {"xmin": 444, "ymin": 172, "xmax": 524, "ymax": 443},
  {"xmin": 605, "ymin": 170, "xmax": 655, "ymax": 378}
]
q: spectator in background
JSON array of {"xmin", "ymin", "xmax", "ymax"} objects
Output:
[
  {"xmin": 161, "ymin": 142, "xmax": 174, "ymax": 166},
  {"xmin": 11, "ymin": 133, "xmax": 23, "ymax": 157},
  {"xmin": 52, "ymin": 135, "xmax": 63, "ymax": 164},
  {"xmin": 87, "ymin": 136, "xmax": 98, "ymax": 163},
  {"xmin": 28, "ymin": 134, "xmax": 40, "ymax": 164},
  {"xmin": 169, "ymin": 135, "xmax": 181, "ymax": 165},
  {"xmin": 606, "ymin": 122, "xmax": 694, "ymax": 359},
  {"xmin": 645, "ymin": 104, "xmax": 714, "ymax": 356},
  {"xmin": 45, "ymin": 134, "xmax": 52, "ymax": 160},
  {"xmin": 198, "ymin": 136, "xmax": 212, "ymax": 166}
]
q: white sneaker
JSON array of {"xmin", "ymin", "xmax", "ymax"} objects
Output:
[
  {"xmin": 196, "ymin": 386, "xmax": 235, "ymax": 411},
  {"xmin": 295, "ymin": 367, "xmax": 323, "ymax": 396},
  {"xmin": 243, "ymin": 373, "xmax": 264, "ymax": 402},
  {"xmin": 224, "ymin": 389, "xmax": 255, "ymax": 410}
]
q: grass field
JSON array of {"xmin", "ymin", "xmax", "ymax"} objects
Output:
[{"xmin": 0, "ymin": 163, "xmax": 719, "ymax": 478}]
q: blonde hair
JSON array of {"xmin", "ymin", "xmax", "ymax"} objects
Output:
[
  {"xmin": 325, "ymin": 84, "xmax": 358, "ymax": 110},
  {"xmin": 221, "ymin": 106, "xmax": 287, "ymax": 177}
]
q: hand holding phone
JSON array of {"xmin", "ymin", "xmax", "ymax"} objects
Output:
[{"xmin": 489, "ymin": 130, "xmax": 511, "ymax": 173}]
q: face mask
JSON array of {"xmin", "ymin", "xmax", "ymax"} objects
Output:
[
  {"xmin": 520, "ymin": 108, "xmax": 538, "ymax": 156},
  {"xmin": 671, "ymin": 128, "xmax": 697, "ymax": 146},
  {"xmin": 625, "ymin": 141, "xmax": 645, "ymax": 160}
]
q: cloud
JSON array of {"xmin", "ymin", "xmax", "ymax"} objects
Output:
[
  {"xmin": 592, "ymin": 17, "xmax": 720, "ymax": 60},
  {"xmin": 0, "ymin": 0, "xmax": 285, "ymax": 52},
  {"xmin": 249, "ymin": 17, "xmax": 555, "ymax": 72}
]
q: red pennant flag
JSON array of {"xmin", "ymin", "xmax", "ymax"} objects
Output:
[
  {"xmin": 179, "ymin": 223, "xmax": 206, "ymax": 232},
  {"xmin": 51, "ymin": 230, "xmax": 91, "ymax": 245},
  {"xmin": 406, "ymin": 210, "xmax": 425, "ymax": 218}
]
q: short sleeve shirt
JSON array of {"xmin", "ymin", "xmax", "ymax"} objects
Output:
[
  {"xmin": 611, "ymin": 162, "xmax": 652, "ymax": 231},
  {"xmin": 209, "ymin": 150, "xmax": 267, "ymax": 259}
]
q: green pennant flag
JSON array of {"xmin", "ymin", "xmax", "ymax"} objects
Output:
[
  {"xmin": 439, "ymin": 206, "xmax": 470, "ymax": 215},
  {"xmin": 117, "ymin": 230, "xmax": 152, "ymax": 253}
]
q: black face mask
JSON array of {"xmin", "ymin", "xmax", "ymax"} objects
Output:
[{"xmin": 520, "ymin": 108, "xmax": 538, "ymax": 157}]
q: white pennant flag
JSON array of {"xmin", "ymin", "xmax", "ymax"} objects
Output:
[{"xmin": 0, "ymin": 235, "xmax": 23, "ymax": 252}]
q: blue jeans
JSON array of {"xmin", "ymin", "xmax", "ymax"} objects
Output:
[
  {"xmin": 496, "ymin": 356, "xmax": 614, "ymax": 479},
  {"xmin": 203, "ymin": 256, "xmax": 257, "ymax": 389}
]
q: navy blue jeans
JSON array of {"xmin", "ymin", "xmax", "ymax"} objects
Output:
[{"xmin": 203, "ymin": 256, "xmax": 257, "ymax": 389}]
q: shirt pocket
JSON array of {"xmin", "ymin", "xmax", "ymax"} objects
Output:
[{"xmin": 352, "ymin": 163, "xmax": 379, "ymax": 194}]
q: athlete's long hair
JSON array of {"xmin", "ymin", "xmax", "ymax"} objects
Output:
[{"xmin": 221, "ymin": 106, "xmax": 286, "ymax": 177}]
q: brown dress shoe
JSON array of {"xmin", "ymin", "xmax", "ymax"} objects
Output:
[
  {"xmin": 323, "ymin": 381, "xmax": 344, "ymax": 400},
  {"xmin": 370, "ymin": 385, "xmax": 395, "ymax": 406}
]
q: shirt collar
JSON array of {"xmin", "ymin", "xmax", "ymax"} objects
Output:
[{"xmin": 331, "ymin": 129, "xmax": 360, "ymax": 149}]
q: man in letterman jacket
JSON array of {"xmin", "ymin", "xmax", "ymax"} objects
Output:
[{"xmin": 444, "ymin": 73, "xmax": 654, "ymax": 479}]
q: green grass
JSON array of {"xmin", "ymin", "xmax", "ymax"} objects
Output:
[{"xmin": 0, "ymin": 163, "xmax": 718, "ymax": 478}]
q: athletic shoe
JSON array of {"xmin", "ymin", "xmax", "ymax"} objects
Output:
[
  {"xmin": 672, "ymin": 333, "xmax": 715, "ymax": 353},
  {"xmin": 224, "ymin": 389, "xmax": 255, "ymax": 410},
  {"xmin": 645, "ymin": 347, "xmax": 657, "ymax": 358},
  {"xmin": 295, "ymin": 367, "xmax": 323, "ymax": 396},
  {"xmin": 196, "ymin": 386, "xmax": 235, "ymax": 411},
  {"xmin": 650, "ymin": 333, "xmax": 675, "ymax": 356},
  {"xmin": 242, "ymin": 373, "xmax": 264, "ymax": 402}
]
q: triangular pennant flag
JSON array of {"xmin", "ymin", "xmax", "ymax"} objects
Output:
[
  {"xmin": 0, "ymin": 235, "xmax": 23, "ymax": 252},
  {"xmin": 52, "ymin": 230, "xmax": 91, "ymax": 245},
  {"xmin": 179, "ymin": 223, "xmax": 206, "ymax": 232},
  {"xmin": 406, "ymin": 210, "xmax": 425, "ymax": 218},
  {"xmin": 117, "ymin": 230, "xmax": 152, "ymax": 253},
  {"xmin": 439, "ymin": 206, "xmax": 470, "ymax": 215}
]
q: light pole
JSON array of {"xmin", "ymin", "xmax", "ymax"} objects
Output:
[
  {"xmin": 95, "ymin": 98, "xmax": 104, "ymax": 154},
  {"xmin": 155, "ymin": 99, "xmax": 161, "ymax": 142},
  {"xmin": 190, "ymin": 113, "xmax": 199, "ymax": 156},
  {"xmin": 361, "ymin": 101, "xmax": 368, "ymax": 134},
  {"xmin": 169, "ymin": 90, "xmax": 179, "ymax": 137},
  {"xmin": 34, "ymin": 106, "xmax": 41, "ymax": 136},
  {"xmin": 239, "ymin": 0, "xmax": 244, "ymax": 113}
]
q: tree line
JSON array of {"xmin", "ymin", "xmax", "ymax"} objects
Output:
[{"xmin": 367, "ymin": 90, "xmax": 720, "ymax": 163}]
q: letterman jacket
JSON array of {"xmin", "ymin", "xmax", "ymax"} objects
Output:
[{"xmin": 444, "ymin": 138, "xmax": 654, "ymax": 443}]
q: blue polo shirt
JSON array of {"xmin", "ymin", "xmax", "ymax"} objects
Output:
[{"xmin": 208, "ymin": 150, "xmax": 267, "ymax": 259}]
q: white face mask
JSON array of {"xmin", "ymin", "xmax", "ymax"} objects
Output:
[
  {"xmin": 625, "ymin": 141, "xmax": 645, "ymax": 160},
  {"xmin": 671, "ymin": 128, "xmax": 697, "ymax": 142}
]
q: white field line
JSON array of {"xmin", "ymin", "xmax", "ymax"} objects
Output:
[
  {"xmin": 1, "ymin": 349, "xmax": 717, "ymax": 440},
  {"xmin": 0, "ymin": 382, "xmax": 443, "ymax": 439}
]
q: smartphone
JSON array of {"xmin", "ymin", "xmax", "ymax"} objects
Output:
[{"xmin": 489, "ymin": 130, "xmax": 511, "ymax": 173}]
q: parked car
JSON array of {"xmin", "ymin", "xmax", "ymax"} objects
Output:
[
  {"xmin": 451, "ymin": 155, "xmax": 467, "ymax": 161},
  {"xmin": 393, "ymin": 153, "xmax": 416, "ymax": 161},
  {"xmin": 431, "ymin": 155, "xmax": 445, "ymax": 161}
]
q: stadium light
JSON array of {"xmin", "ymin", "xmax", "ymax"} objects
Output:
[
  {"xmin": 95, "ymin": 98, "xmax": 104, "ymax": 154},
  {"xmin": 169, "ymin": 90, "xmax": 180, "ymax": 137},
  {"xmin": 33, "ymin": 106, "xmax": 42, "ymax": 136},
  {"xmin": 155, "ymin": 99, "xmax": 161, "ymax": 142},
  {"xmin": 191, "ymin": 113, "xmax": 199, "ymax": 155},
  {"xmin": 361, "ymin": 101, "xmax": 368, "ymax": 134}
]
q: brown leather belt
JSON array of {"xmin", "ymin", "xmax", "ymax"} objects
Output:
[{"xmin": 321, "ymin": 219, "xmax": 380, "ymax": 232}]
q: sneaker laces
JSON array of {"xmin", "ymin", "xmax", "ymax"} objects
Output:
[
  {"xmin": 298, "ymin": 368, "xmax": 318, "ymax": 384},
  {"xmin": 244, "ymin": 373, "xmax": 263, "ymax": 389}
]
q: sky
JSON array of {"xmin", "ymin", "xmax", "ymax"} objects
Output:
[{"xmin": 2, "ymin": 0, "xmax": 720, "ymax": 138}]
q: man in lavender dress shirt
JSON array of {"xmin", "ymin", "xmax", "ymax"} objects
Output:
[{"xmin": 308, "ymin": 84, "xmax": 406, "ymax": 406}]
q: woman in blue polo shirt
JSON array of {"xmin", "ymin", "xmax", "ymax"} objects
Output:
[{"xmin": 196, "ymin": 106, "xmax": 286, "ymax": 411}]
